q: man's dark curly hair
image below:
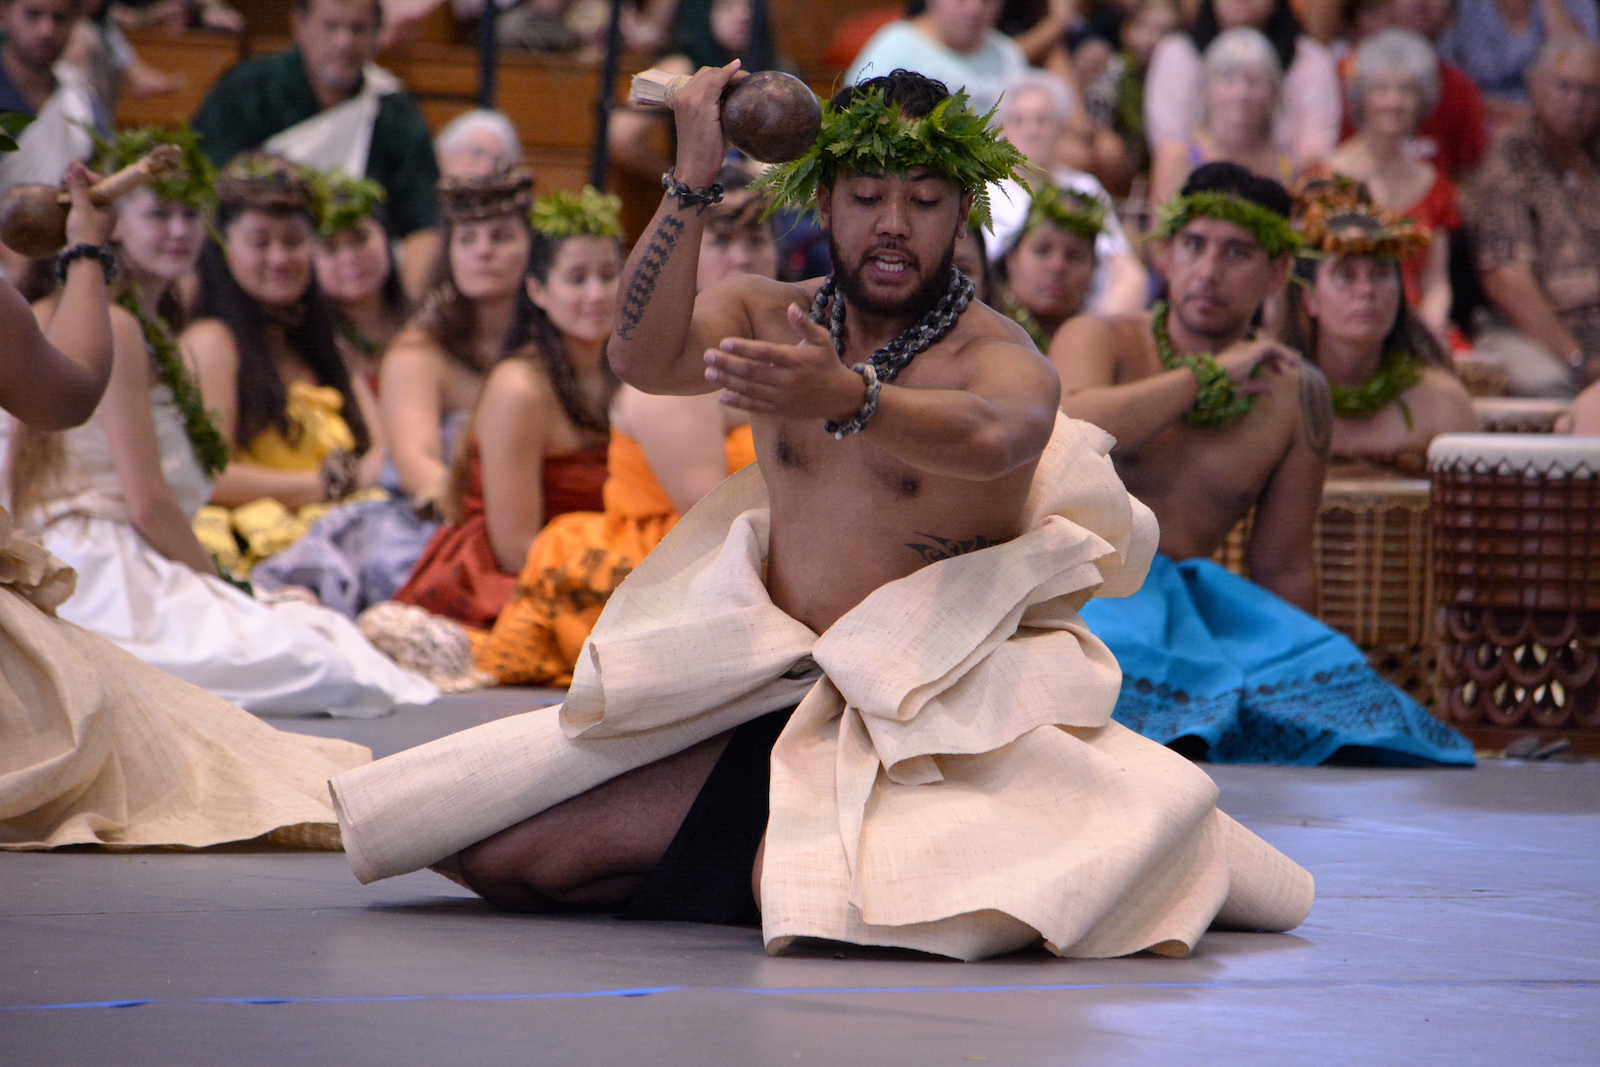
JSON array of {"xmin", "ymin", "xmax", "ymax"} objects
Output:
[
  {"xmin": 829, "ymin": 69, "xmax": 951, "ymax": 119},
  {"xmin": 1180, "ymin": 161, "xmax": 1293, "ymax": 219}
]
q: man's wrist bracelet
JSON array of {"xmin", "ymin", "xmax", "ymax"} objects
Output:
[
  {"xmin": 824, "ymin": 363, "xmax": 883, "ymax": 440},
  {"xmin": 662, "ymin": 168, "xmax": 724, "ymax": 213},
  {"xmin": 56, "ymin": 243, "xmax": 116, "ymax": 283}
]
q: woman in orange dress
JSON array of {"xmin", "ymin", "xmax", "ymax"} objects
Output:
[{"xmin": 392, "ymin": 185, "xmax": 623, "ymax": 630}]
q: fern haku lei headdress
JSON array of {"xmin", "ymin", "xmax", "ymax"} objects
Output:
[
  {"xmin": 1024, "ymin": 183, "xmax": 1108, "ymax": 241},
  {"xmin": 91, "ymin": 121, "xmax": 217, "ymax": 211},
  {"xmin": 530, "ymin": 185, "xmax": 623, "ymax": 239},
  {"xmin": 1151, "ymin": 191, "xmax": 1302, "ymax": 257},
  {"xmin": 311, "ymin": 171, "xmax": 387, "ymax": 238},
  {"xmin": 754, "ymin": 85, "xmax": 1029, "ymax": 229}
]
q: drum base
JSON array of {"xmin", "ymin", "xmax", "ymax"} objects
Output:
[
  {"xmin": 1435, "ymin": 606, "xmax": 1600, "ymax": 754},
  {"xmin": 1365, "ymin": 643, "xmax": 1438, "ymax": 713}
]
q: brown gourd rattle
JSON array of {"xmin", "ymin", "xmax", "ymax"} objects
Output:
[
  {"xmin": 0, "ymin": 144, "xmax": 185, "ymax": 259},
  {"xmin": 629, "ymin": 69, "xmax": 822, "ymax": 164}
]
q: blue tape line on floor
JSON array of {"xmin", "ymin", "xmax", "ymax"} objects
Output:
[{"xmin": 4, "ymin": 979, "xmax": 1594, "ymax": 1011}]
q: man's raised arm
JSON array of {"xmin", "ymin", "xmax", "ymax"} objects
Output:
[{"xmin": 608, "ymin": 61, "xmax": 750, "ymax": 396}]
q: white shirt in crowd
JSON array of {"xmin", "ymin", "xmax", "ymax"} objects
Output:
[{"xmin": 847, "ymin": 20, "xmax": 1029, "ymax": 116}]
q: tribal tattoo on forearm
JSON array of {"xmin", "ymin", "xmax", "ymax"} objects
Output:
[
  {"xmin": 1299, "ymin": 364, "xmax": 1333, "ymax": 459},
  {"xmin": 904, "ymin": 532, "xmax": 997, "ymax": 563},
  {"xmin": 616, "ymin": 215, "xmax": 686, "ymax": 341}
]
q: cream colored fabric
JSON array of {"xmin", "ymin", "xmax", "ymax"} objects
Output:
[
  {"xmin": 332, "ymin": 415, "xmax": 1314, "ymax": 958},
  {"xmin": 0, "ymin": 507, "xmax": 372, "ymax": 850},
  {"xmin": 263, "ymin": 64, "xmax": 402, "ymax": 180}
]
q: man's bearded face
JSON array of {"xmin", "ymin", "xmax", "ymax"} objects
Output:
[
  {"xmin": 1163, "ymin": 216, "xmax": 1281, "ymax": 344},
  {"xmin": 822, "ymin": 170, "xmax": 966, "ymax": 320}
]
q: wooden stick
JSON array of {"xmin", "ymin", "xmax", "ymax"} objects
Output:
[{"xmin": 53, "ymin": 144, "xmax": 185, "ymax": 208}]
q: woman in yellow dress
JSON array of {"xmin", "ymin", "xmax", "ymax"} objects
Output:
[{"xmin": 181, "ymin": 155, "xmax": 385, "ymax": 574}]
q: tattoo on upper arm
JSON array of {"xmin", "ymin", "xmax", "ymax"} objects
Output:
[
  {"xmin": 616, "ymin": 216, "xmax": 686, "ymax": 341},
  {"xmin": 1298, "ymin": 364, "xmax": 1333, "ymax": 459},
  {"xmin": 904, "ymin": 532, "xmax": 996, "ymax": 563}
]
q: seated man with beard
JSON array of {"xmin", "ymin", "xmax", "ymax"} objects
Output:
[
  {"xmin": 1054, "ymin": 162, "xmax": 1471, "ymax": 767},
  {"xmin": 327, "ymin": 70, "xmax": 1314, "ymax": 962}
]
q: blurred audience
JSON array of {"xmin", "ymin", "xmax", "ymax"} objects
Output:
[
  {"xmin": 696, "ymin": 165, "xmax": 780, "ymax": 290},
  {"xmin": 1327, "ymin": 29, "xmax": 1455, "ymax": 342},
  {"xmin": 1466, "ymin": 38, "xmax": 1600, "ymax": 397},
  {"xmin": 191, "ymin": 0, "xmax": 442, "ymax": 298},
  {"xmin": 1150, "ymin": 27, "xmax": 1296, "ymax": 206},
  {"xmin": 392, "ymin": 186, "xmax": 621, "ymax": 630},
  {"xmin": 987, "ymin": 181, "xmax": 1105, "ymax": 348},
  {"xmin": 435, "ymin": 110, "xmax": 523, "ymax": 180},
  {"xmin": 1338, "ymin": 0, "xmax": 1487, "ymax": 176},
  {"xmin": 1438, "ymin": 0, "xmax": 1598, "ymax": 129},
  {"xmin": 1145, "ymin": 0, "xmax": 1341, "ymax": 170},
  {"xmin": 848, "ymin": 0, "xmax": 1030, "ymax": 114},
  {"xmin": 1078, "ymin": 0, "xmax": 1180, "ymax": 192},
  {"xmin": 996, "ymin": 70, "xmax": 1149, "ymax": 311}
]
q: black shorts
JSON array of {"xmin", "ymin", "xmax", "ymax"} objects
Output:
[{"xmin": 618, "ymin": 705, "xmax": 795, "ymax": 927}]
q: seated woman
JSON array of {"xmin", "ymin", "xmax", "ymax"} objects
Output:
[
  {"xmin": 994, "ymin": 71, "xmax": 1148, "ymax": 314},
  {"xmin": 1326, "ymin": 29, "xmax": 1458, "ymax": 346},
  {"xmin": 1280, "ymin": 181, "xmax": 1475, "ymax": 471},
  {"xmin": 1150, "ymin": 28, "xmax": 1298, "ymax": 208},
  {"xmin": 391, "ymin": 186, "xmax": 621, "ymax": 630},
  {"xmin": 473, "ymin": 182, "xmax": 770, "ymax": 686},
  {"xmin": 986, "ymin": 183, "xmax": 1109, "ymax": 351},
  {"xmin": 312, "ymin": 172, "xmax": 410, "ymax": 392},
  {"xmin": 181, "ymin": 155, "xmax": 386, "ymax": 576},
  {"xmin": 12, "ymin": 128, "xmax": 436, "ymax": 717},
  {"xmin": 251, "ymin": 170, "xmax": 524, "ymax": 617},
  {"xmin": 0, "ymin": 150, "xmax": 372, "ymax": 852}
]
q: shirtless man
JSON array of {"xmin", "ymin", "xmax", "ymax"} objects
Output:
[
  {"xmin": 455, "ymin": 67, "xmax": 1059, "ymax": 915},
  {"xmin": 1053, "ymin": 161, "xmax": 1329, "ymax": 612},
  {"xmin": 1056, "ymin": 161, "xmax": 1472, "ymax": 767}
]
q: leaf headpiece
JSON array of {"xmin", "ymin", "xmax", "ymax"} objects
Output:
[
  {"xmin": 310, "ymin": 170, "xmax": 386, "ymax": 238},
  {"xmin": 91, "ymin": 121, "xmax": 217, "ymax": 211},
  {"xmin": 754, "ymin": 86, "xmax": 1029, "ymax": 229},
  {"xmin": 1151, "ymin": 190, "xmax": 1302, "ymax": 257},
  {"xmin": 1024, "ymin": 183, "xmax": 1108, "ymax": 242},
  {"xmin": 530, "ymin": 185, "xmax": 623, "ymax": 239}
]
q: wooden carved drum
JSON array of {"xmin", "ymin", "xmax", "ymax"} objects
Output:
[
  {"xmin": 1429, "ymin": 434, "xmax": 1600, "ymax": 752},
  {"xmin": 1472, "ymin": 398, "xmax": 1573, "ymax": 434}
]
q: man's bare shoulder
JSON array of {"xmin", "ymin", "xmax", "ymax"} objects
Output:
[{"xmin": 700, "ymin": 273, "xmax": 816, "ymax": 328}]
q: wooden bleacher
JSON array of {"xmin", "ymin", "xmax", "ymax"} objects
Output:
[{"xmin": 113, "ymin": 0, "xmax": 892, "ymax": 235}]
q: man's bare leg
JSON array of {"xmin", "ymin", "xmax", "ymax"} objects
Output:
[{"xmin": 456, "ymin": 732, "xmax": 732, "ymax": 912}]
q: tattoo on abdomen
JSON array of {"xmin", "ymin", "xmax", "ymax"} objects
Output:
[
  {"xmin": 616, "ymin": 216, "xmax": 685, "ymax": 341},
  {"xmin": 1299, "ymin": 364, "xmax": 1333, "ymax": 459},
  {"xmin": 904, "ymin": 532, "xmax": 996, "ymax": 563}
]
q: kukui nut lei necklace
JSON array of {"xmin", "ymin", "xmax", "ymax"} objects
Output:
[
  {"xmin": 809, "ymin": 266, "xmax": 975, "ymax": 438},
  {"xmin": 1150, "ymin": 299, "xmax": 1255, "ymax": 427},
  {"xmin": 1329, "ymin": 349, "xmax": 1423, "ymax": 429},
  {"xmin": 115, "ymin": 289, "xmax": 231, "ymax": 478}
]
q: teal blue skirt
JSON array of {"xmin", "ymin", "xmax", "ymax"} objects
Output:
[{"xmin": 1079, "ymin": 554, "xmax": 1473, "ymax": 766}]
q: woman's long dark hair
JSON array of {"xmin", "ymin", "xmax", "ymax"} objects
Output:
[
  {"xmin": 442, "ymin": 228, "xmax": 621, "ymax": 520},
  {"xmin": 195, "ymin": 205, "xmax": 371, "ymax": 454},
  {"xmin": 1191, "ymin": 0, "xmax": 1301, "ymax": 72}
]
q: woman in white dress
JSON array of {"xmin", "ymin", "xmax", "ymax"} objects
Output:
[{"xmin": 8, "ymin": 129, "xmax": 437, "ymax": 717}]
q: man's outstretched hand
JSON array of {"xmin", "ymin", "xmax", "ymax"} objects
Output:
[{"xmin": 704, "ymin": 303, "xmax": 868, "ymax": 422}]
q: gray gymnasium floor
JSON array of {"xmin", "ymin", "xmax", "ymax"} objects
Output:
[{"xmin": 3, "ymin": 692, "xmax": 1597, "ymax": 1066}]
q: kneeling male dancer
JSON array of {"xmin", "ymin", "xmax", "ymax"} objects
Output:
[{"xmin": 334, "ymin": 67, "xmax": 1314, "ymax": 960}]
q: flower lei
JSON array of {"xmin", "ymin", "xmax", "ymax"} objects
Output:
[
  {"xmin": 115, "ymin": 289, "xmax": 231, "ymax": 479},
  {"xmin": 1151, "ymin": 300, "xmax": 1254, "ymax": 427},
  {"xmin": 1024, "ymin": 183, "xmax": 1108, "ymax": 242},
  {"xmin": 530, "ymin": 186, "xmax": 623, "ymax": 238},
  {"xmin": 755, "ymin": 86, "xmax": 1029, "ymax": 229},
  {"xmin": 1329, "ymin": 349, "xmax": 1423, "ymax": 429},
  {"xmin": 1151, "ymin": 191, "xmax": 1302, "ymax": 258}
]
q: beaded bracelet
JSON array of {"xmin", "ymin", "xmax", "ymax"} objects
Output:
[
  {"xmin": 824, "ymin": 362, "xmax": 883, "ymax": 440},
  {"xmin": 661, "ymin": 169, "xmax": 724, "ymax": 214},
  {"xmin": 56, "ymin": 243, "xmax": 116, "ymax": 283}
]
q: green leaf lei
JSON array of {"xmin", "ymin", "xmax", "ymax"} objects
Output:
[
  {"xmin": 1025, "ymin": 182, "xmax": 1108, "ymax": 242},
  {"xmin": 310, "ymin": 171, "xmax": 387, "ymax": 238},
  {"xmin": 530, "ymin": 186, "xmax": 623, "ymax": 239},
  {"xmin": 1151, "ymin": 191, "xmax": 1302, "ymax": 258},
  {"xmin": 1151, "ymin": 300, "xmax": 1254, "ymax": 427},
  {"xmin": 0, "ymin": 109, "xmax": 32, "ymax": 153},
  {"xmin": 1329, "ymin": 349, "xmax": 1422, "ymax": 430},
  {"xmin": 754, "ymin": 86, "xmax": 1029, "ymax": 230},
  {"xmin": 998, "ymin": 287, "xmax": 1053, "ymax": 352},
  {"xmin": 90, "ymin": 121, "xmax": 216, "ymax": 212},
  {"xmin": 115, "ymin": 290, "xmax": 231, "ymax": 479}
]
